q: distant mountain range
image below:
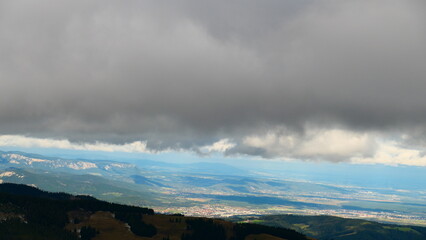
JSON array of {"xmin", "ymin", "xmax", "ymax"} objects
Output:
[{"xmin": 0, "ymin": 150, "xmax": 138, "ymax": 175}]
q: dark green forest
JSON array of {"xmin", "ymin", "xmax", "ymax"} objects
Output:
[
  {"xmin": 0, "ymin": 183, "xmax": 154, "ymax": 239},
  {"xmin": 0, "ymin": 183, "xmax": 310, "ymax": 240}
]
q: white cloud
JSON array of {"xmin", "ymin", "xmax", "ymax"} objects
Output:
[
  {"xmin": 242, "ymin": 127, "xmax": 426, "ymax": 167},
  {"xmin": 352, "ymin": 141, "xmax": 426, "ymax": 167},
  {"xmin": 0, "ymin": 135, "xmax": 151, "ymax": 153},
  {"xmin": 243, "ymin": 132, "xmax": 297, "ymax": 156},
  {"xmin": 242, "ymin": 128, "xmax": 375, "ymax": 161},
  {"xmin": 297, "ymin": 129, "xmax": 375, "ymax": 159},
  {"xmin": 199, "ymin": 138, "xmax": 236, "ymax": 153},
  {"xmin": 2, "ymin": 133, "xmax": 426, "ymax": 167}
]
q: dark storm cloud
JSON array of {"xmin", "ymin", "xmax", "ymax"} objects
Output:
[{"xmin": 1, "ymin": 0, "xmax": 426, "ymax": 155}]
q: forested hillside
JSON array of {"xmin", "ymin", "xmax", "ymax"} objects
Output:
[{"xmin": 0, "ymin": 183, "xmax": 311, "ymax": 240}]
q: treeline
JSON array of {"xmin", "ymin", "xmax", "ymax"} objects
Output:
[
  {"xmin": 0, "ymin": 183, "xmax": 153, "ymax": 215},
  {"xmin": 115, "ymin": 211, "xmax": 157, "ymax": 237},
  {"xmin": 0, "ymin": 190, "xmax": 154, "ymax": 227},
  {"xmin": 0, "ymin": 219, "xmax": 78, "ymax": 240},
  {"xmin": 232, "ymin": 223, "xmax": 308, "ymax": 240},
  {"xmin": 181, "ymin": 218, "xmax": 309, "ymax": 240},
  {"xmin": 0, "ymin": 183, "xmax": 155, "ymax": 240},
  {"xmin": 181, "ymin": 219, "xmax": 227, "ymax": 240}
]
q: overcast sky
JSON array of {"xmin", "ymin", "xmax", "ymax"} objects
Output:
[{"xmin": 1, "ymin": 0, "xmax": 426, "ymax": 166}]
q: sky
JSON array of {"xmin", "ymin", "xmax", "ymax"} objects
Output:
[{"xmin": 1, "ymin": 0, "xmax": 426, "ymax": 166}]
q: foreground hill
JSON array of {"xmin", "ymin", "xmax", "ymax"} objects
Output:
[
  {"xmin": 231, "ymin": 215, "xmax": 426, "ymax": 240},
  {"xmin": 0, "ymin": 183, "xmax": 312, "ymax": 240}
]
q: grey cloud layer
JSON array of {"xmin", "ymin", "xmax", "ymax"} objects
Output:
[{"xmin": 1, "ymin": 0, "xmax": 425, "ymax": 155}]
